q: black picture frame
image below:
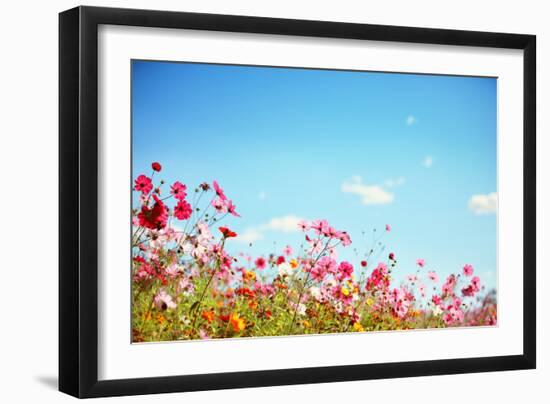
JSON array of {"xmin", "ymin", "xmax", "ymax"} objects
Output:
[{"xmin": 59, "ymin": 5, "xmax": 536, "ymax": 398}]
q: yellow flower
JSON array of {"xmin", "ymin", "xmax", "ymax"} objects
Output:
[
  {"xmin": 156, "ymin": 314, "xmax": 166, "ymax": 325},
  {"xmin": 353, "ymin": 322, "xmax": 364, "ymax": 332},
  {"xmin": 230, "ymin": 313, "xmax": 246, "ymax": 332},
  {"xmin": 290, "ymin": 259, "xmax": 298, "ymax": 268},
  {"xmin": 302, "ymin": 320, "xmax": 311, "ymax": 328},
  {"xmin": 243, "ymin": 270, "xmax": 256, "ymax": 282},
  {"xmin": 341, "ymin": 286, "xmax": 350, "ymax": 296},
  {"xmin": 366, "ymin": 297, "xmax": 374, "ymax": 307}
]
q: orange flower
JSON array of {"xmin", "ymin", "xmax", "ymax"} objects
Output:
[
  {"xmin": 243, "ymin": 270, "xmax": 256, "ymax": 282},
  {"xmin": 229, "ymin": 313, "xmax": 246, "ymax": 332},
  {"xmin": 248, "ymin": 300, "xmax": 258, "ymax": 310},
  {"xmin": 201, "ymin": 310, "xmax": 215, "ymax": 323},
  {"xmin": 156, "ymin": 314, "xmax": 166, "ymax": 325}
]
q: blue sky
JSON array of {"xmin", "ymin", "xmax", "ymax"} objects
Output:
[{"xmin": 132, "ymin": 60, "xmax": 497, "ymax": 291}]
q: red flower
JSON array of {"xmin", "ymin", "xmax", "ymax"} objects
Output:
[
  {"xmin": 137, "ymin": 194, "xmax": 168, "ymax": 229},
  {"xmin": 174, "ymin": 200, "xmax": 192, "ymax": 220},
  {"xmin": 219, "ymin": 226, "xmax": 237, "ymax": 238},
  {"xmin": 151, "ymin": 162, "xmax": 162, "ymax": 172},
  {"xmin": 276, "ymin": 255, "xmax": 285, "ymax": 265},
  {"xmin": 360, "ymin": 260, "xmax": 368, "ymax": 267},
  {"xmin": 389, "ymin": 252, "xmax": 395, "ymax": 261},
  {"xmin": 134, "ymin": 174, "xmax": 153, "ymax": 194}
]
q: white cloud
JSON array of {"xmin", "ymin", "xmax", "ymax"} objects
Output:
[
  {"xmin": 261, "ymin": 215, "xmax": 303, "ymax": 232},
  {"xmin": 258, "ymin": 191, "xmax": 267, "ymax": 201},
  {"xmin": 406, "ymin": 115, "xmax": 417, "ymax": 126},
  {"xmin": 234, "ymin": 215, "xmax": 304, "ymax": 244},
  {"xmin": 423, "ymin": 156, "xmax": 433, "ymax": 168},
  {"xmin": 384, "ymin": 177, "xmax": 406, "ymax": 188},
  {"xmin": 468, "ymin": 192, "xmax": 497, "ymax": 215},
  {"xmin": 341, "ymin": 176, "xmax": 394, "ymax": 205},
  {"xmin": 236, "ymin": 228, "xmax": 264, "ymax": 244}
]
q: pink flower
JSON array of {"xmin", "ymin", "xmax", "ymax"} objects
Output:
[
  {"xmin": 391, "ymin": 287, "xmax": 412, "ymax": 318},
  {"xmin": 134, "ymin": 174, "xmax": 153, "ymax": 194},
  {"xmin": 471, "ymin": 276, "xmax": 481, "ymax": 292},
  {"xmin": 442, "ymin": 274, "xmax": 457, "ymax": 297},
  {"xmin": 283, "ymin": 245, "xmax": 293, "ymax": 256},
  {"xmin": 297, "ymin": 220, "xmax": 310, "ymax": 232},
  {"xmin": 385, "ymin": 224, "xmax": 391, "ymax": 232},
  {"xmin": 254, "ymin": 257, "xmax": 266, "ymax": 270},
  {"xmin": 213, "ymin": 180, "xmax": 227, "ymax": 200},
  {"xmin": 406, "ymin": 274, "xmax": 418, "ymax": 283},
  {"xmin": 463, "ymin": 264, "xmax": 474, "ymax": 277},
  {"xmin": 337, "ymin": 261, "xmax": 354, "ymax": 280},
  {"xmin": 418, "ymin": 283, "xmax": 426, "ymax": 297},
  {"xmin": 336, "ymin": 231, "xmax": 352, "ymax": 246},
  {"xmin": 174, "ymin": 200, "xmax": 192, "ymax": 220},
  {"xmin": 170, "ymin": 181, "xmax": 187, "ymax": 200},
  {"xmin": 211, "ymin": 197, "xmax": 228, "ymax": 214},
  {"xmin": 427, "ymin": 271, "xmax": 439, "ymax": 282},
  {"xmin": 443, "ymin": 306, "xmax": 464, "ymax": 325},
  {"xmin": 153, "ymin": 288, "xmax": 177, "ymax": 310},
  {"xmin": 311, "ymin": 219, "xmax": 329, "ymax": 236},
  {"xmin": 416, "ymin": 258, "xmax": 425, "ymax": 268},
  {"xmin": 310, "ymin": 256, "xmax": 337, "ymax": 281},
  {"xmin": 226, "ymin": 199, "xmax": 240, "ymax": 217},
  {"xmin": 461, "ymin": 284, "xmax": 476, "ymax": 297},
  {"xmin": 432, "ymin": 294, "xmax": 442, "ymax": 306},
  {"xmin": 366, "ymin": 263, "xmax": 390, "ymax": 291}
]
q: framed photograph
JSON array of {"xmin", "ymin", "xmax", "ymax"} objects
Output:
[{"xmin": 59, "ymin": 6, "xmax": 536, "ymax": 398}]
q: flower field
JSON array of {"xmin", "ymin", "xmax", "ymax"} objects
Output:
[{"xmin": 132, "ymin": 162, "xmax": 497, "ymax": 342}]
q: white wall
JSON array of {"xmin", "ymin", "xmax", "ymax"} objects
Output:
[{"xmin": 0, "ymin": 0, "xmax": 545, "ymax": 402}]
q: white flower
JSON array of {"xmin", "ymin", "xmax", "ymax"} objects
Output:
[
  {"xmin": 278, "ymin": 262, "xmax": 294, "ymax": 277},
  {"xmin": 309, "ymin": 286, "xmax": 321, "ymax": 301},
  {"xmin": 432, "ymin": 305, "xmax": 443, "ymax": 316}
]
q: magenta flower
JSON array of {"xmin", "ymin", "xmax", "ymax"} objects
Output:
[
  {"xmin": 134, "ymin": 174, "xmax": 153, "ymax": 194},
  {"xmin": 254, "ymin": 257, "xmax": 267, "ymax": 270},
  {"xmin": 337, "ymin": 261, "xmax": 354, "ymax": 280},
  {"xmin": 174, "ymin": 200, "xmax": 192, "ymax": 220},
  {"xmin": 170, "ymin": 181, "xmax": 187, "ymax": 201},
  {"xmin": 463, "ymin": 264, "xmax": 474, "ymax": 277},
  {"xmin": 212, "ymin": 180, "xmax": 227, "ymax": 200}
]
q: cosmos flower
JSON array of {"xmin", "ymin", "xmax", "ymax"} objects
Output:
[
  {"xmin": 219, "ymin": 226, "xmax": 237, "ymax": 238},
  {"xmin": 174, "ymin": 200, "xmax": 192, "ymax": 220},
  {"xmin": 170, "ymin": 181, "xmax": 187, "ymax": 200},
  {"xmin": 134, "ymin": 174, "xmax": 153, "ymax": 194},
  {"xmin": 463, "ymin": 264, "xmax": 474, "ymax": 276}
]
